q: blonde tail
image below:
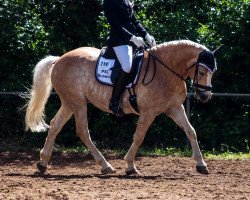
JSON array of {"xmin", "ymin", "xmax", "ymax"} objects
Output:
[{"xmin": 25, "ymin": 56, "xmax": 60, "ymax": 132}]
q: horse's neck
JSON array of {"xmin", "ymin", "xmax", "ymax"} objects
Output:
[{"xmin": 154, "ymin": 44, "xmax": 200, "ymax": 79}]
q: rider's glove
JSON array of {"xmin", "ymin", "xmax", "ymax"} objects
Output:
[
  {"xmin": 145, "ymin": 34, "xmax": 156, "ymax": 47},
  {"xmin": 130, "ymin": 36, "xmax": 145, "ymax": 47}
]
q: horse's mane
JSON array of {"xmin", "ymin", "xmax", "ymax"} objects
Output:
[{"xmin": 154, "ymin": 40, "xmax": 208, "ymax": 51}]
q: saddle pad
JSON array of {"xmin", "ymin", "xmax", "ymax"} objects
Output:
[
  {"xmin": 96, "ymin": 57, "xmax": 115, "ymax": 85},
  {"xmin": 96, "ymin": 48, "xmax": 144, "ymax": 88}
]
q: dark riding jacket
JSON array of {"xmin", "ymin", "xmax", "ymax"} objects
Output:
[{"xmin": 103, "ymin": 0, "xmax": 148, "ymax": 47}]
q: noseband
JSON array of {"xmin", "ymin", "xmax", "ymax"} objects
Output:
[{"xmin": 192, "ymin": 62, "xmax": 212, "ymax": 92}]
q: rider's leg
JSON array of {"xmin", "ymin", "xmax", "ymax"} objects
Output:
[
  {"xmin": 113, "ymin": 45, "xmax": 133, "ymax": 73},
  {"xmin": 109, "ymin": 45, "xmax": 133, "ymax": 116}
]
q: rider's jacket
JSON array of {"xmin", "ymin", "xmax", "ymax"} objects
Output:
[{"xmin": 103, "ymin": 0, "xmax": 147, "ymax": 47}]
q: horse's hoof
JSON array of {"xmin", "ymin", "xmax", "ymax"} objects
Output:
[
  {"xmin": 125, "ymin": 169, "xmax": 142, "ymax": 176},
  {"xmin": 37, "ymin": 162, "xmax": 47, "ymax": 174},
  {"xmin": 101, "ymin": 166, "xmax": 116, "ymax": 174},
  {"xmin": 196, "ymin": 165, "xmax": 210, "ymax": 174}
]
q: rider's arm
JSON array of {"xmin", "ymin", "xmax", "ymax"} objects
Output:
[{"xmin": 131, "ymin": 14, "xmax": 148, "ymax": 39}]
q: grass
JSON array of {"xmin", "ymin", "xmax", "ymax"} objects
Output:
[
  {"xmin": 139, "ymin": 148, "xmax": 250, "ymax": 159},
  {"xmin": 54, "ymin": 146, "xmax": 250, "ymax": 160},
  {"xmin": 1, "ymin": 142, "xmax": 250, "ymax": 160},
  {"xmin": 204, "ymin": 151, "xmax": 250, "ymax": 159}
]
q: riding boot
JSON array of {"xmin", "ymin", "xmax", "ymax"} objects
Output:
[{"xmin": 109, "ymin": 70, "xmax": 130, "ymax": 117}]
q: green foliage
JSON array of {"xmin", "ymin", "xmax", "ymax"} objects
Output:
[
  {"xmin": 190, "ymin": 97, "xmax": 250, "ymax": 151},
  {"xmin": 0, "ymin": 0, "xmax": 102, "ymax": 91},
  {"xmin": 34, "ymin": 0, "xmax": 103, "ymax": 51},
  {"xmin": 0, "ymin": 0, "xmax": 249, "ymax": 152},
  {"xmin": 0, "ymin": 0, "xmax": 47, "ymax": 91}
]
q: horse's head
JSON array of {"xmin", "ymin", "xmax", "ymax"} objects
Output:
[{"xmin": 191, "ymin": 46, "xmax": 222, "ymax": 103}]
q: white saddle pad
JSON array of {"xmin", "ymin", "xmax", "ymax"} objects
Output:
[{"xmin": 96, "ymin": 57, "xmax": 115, "ymax": 85}]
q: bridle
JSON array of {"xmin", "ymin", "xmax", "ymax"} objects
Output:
[
  {"xmin": 143, "ymin": 48, "xmax": 215, "ymax": 92},
  {"xmin": 192, "ymin": 63, "xmax": 213, "ymax": 92}
]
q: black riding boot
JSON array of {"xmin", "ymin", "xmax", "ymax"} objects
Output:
[{"xmin": 109, "ymin": 70, "xmax": 130, "ymax": 117}]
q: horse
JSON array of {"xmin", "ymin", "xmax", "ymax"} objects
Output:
[{"xmin": 25, "ymin": 40, "xmax": 220, "ymax": 175}]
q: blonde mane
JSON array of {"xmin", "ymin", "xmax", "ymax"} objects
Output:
[{"xmin": 154, "ymin": 40, "xmax": 208, "ymax": 51}]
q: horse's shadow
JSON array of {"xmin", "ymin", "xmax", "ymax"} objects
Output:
[{"xmin": 5, "ymin": 172, "xmax": 184, "ymax": 181}]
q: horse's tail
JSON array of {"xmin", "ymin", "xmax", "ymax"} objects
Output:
[{"xmin": 24, "ymin": 56, "xmax": 60, "ymax": 132}]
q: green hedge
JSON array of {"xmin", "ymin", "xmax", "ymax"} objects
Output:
[{"xmin": 0, "ymin": 0, "xmax": 249, "ymax": 151}]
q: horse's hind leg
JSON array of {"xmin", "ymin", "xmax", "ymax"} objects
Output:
[
  {"xmin": 37, "ymin": 105, "xmax": 72, "ymax": 174},
  {"xmin": 74, "ymin": 103, "xmax": 116, "ymax": 174},
  {"xmin": 165, "ymin": 105, "xmax": 209, "ymax": 174}
]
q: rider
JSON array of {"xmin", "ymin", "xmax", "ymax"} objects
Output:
[{"xmin": 103, "ymin": 0, "xmax": 156, "ymax": 117}]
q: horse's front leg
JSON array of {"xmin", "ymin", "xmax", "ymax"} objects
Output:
[
  {"xmin": 165, "ymin": 105, "xmax": 209, "ymax": 174},
  {"xmin": 124, "ymin": 114, "xmax": 155, "ymax": 175}
]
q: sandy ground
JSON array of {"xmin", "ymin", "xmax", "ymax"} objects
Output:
[{"xmin": 0, "ymin": 151, "xmax": 249, "ymax": 200}]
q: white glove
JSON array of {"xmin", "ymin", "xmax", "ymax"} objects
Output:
[
  {"xmin": 130, "ymin": 36, "xmax": 145, "ymax": 47},
  {"xmin": 145, "ymin": 33, "xmax": 156, "ymax": 47}
]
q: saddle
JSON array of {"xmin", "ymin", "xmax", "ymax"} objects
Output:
[
  {"xmin": 95, "ymin": 46, "xmax": 144, "ymax": 88},
  {"xmin": 95, "ymin": 46, "xmax": 144, "ymax": 113}
]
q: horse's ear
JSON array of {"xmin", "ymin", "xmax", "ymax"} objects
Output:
[{"xmin": 213, "ymin": 45, "xmax": 224, "ymax": 57}]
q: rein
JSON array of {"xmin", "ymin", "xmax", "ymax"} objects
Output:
[
  {"xmin": 142, "ymin": 48, "xmax": 212, "ymax": 91},
  {"xmin": 142, "ymin": 50, "xmax": 157, "ymax": 85},
  {"xmin": 142, "ymin": 48, "xmax": 196, "ymax": 85}
]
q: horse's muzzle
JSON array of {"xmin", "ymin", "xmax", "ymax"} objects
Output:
[{"xmin": 195, "ymin": 91, "xmax": 212, "ymax": 103}]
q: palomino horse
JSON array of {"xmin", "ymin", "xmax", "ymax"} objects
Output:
[{"xmin": 25, "ymin": 40, "xmax": 219, "ymax": 175}]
